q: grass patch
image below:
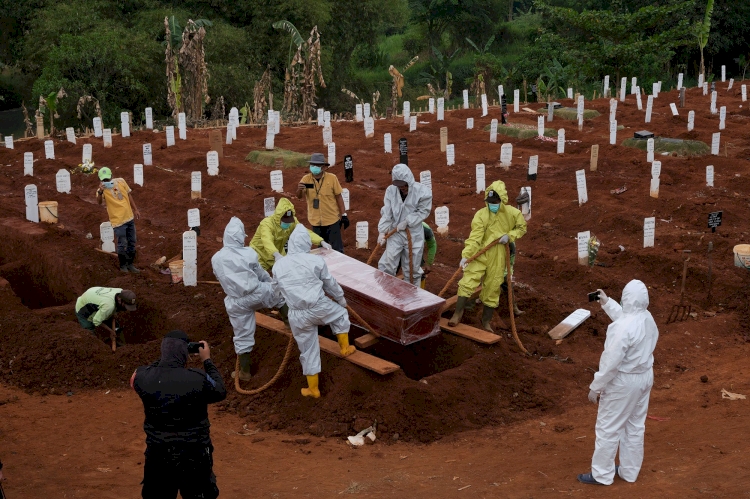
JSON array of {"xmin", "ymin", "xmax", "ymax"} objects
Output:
[
  {"xmin": 483, "ymin": 123, "xmax": 557, "ymax": 139},
  {"xmin": 245, "ymin": 148, "xmax": 311, "ymax": 168},
  {"xmin": 621, "ymin": 137, "xmax": 710, "ymax": 157},
  {"xmin": 537, "ymin": 107, "xmax": 601, "ymax": 120}
]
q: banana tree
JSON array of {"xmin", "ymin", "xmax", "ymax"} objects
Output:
[
  {"xmin": 696, "ymin": 0, "xmax": 714, "ymax": 77},
  {"xmin": 164, "ymin": 16, "xmax": 212, "ymax": 121}
]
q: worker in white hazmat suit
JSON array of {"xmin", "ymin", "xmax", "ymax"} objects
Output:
[
  {"xmin": 272, "ymin": 224, "xmax": 356, "ymax": 398},
  {"xmin": 377, "ymin": 163, "xmax": 432, "ymax": 285},
  {"xmin": 578, "ymin": 280, "xmax": 659, "ymax": 486},
  {"xmin": 211, "ymin": 217, "xmax": 287, "ymax": 381}
]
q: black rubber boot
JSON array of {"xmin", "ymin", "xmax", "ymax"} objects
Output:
[
  {"xmin": 126, "ymin": 252, "xmax": 141, "ymax": 274},
  {"xmin": 118, "ymin": 254, "xmax": 128, "ymax": 272},
  {"xmin": 278, "ymin": 304, "xmax": 289, "ymax": 326},
  {"xmin": 232, "ymin": 353, "xmax": 252, "ymax": 381},
  {"xmin": 448, "ymin": 296, "xmax": 469, "ymax": 326},
  {"xmin": 481, "ymin": 305, "xmax": 496, "ymax": 333}
]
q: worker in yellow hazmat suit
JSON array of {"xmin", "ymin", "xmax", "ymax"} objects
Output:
[
  {"xmin": 250, "ymin": 197, "xmax": 326, "ymax": 272},
  {"xmin": 449, "ymin": 180, "xmax": 527, "ymax": 332}
]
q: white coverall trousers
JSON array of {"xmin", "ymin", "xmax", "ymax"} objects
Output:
[
  {"xmin": 225, "ymin": 282, "xmax": 283, "ymax": 355},
  {"xmin": 378, "ymin": 229, "xmax": 424, "ymax": 286},
  {"xmin": 592, "ymin": 369, "xmax": 654, "ymax": 484},
  {"xmin": 288, "ymin": 297, "xmax": 350, "ymax": 376}
]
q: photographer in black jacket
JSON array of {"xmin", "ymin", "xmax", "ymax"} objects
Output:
[{"xmin": 131, "ymin": 330, "xmax": 226, "ymax": 499}]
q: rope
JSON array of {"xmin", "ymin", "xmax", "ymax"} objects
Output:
[
  {"xmin": 438, "ymin": 239, "xmax": 501, "ymax": 298},
  {"xmin": 366, "ymin": 228, "xmax": 397, "ymax": 266},
  {"xmin": 234, "ymin": 332, "xmax": 297, "ymax": 396},
  {"xmin": 346, "ymin": 304, "xmax": 377, "ymax": 337},
  {"xmin": 505, "ymin": 243, "xmax": 529, "ymax": 355}
]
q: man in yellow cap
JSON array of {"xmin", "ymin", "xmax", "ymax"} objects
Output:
[
  {"xmin": 249, "ymin": 198, "xmax": 327, "ymax": 272},
  {"xmin": 449, "ymin": 180, "xmax": 527, "ymax": 332},
  {"xmin": 96, "ymin": 166, "xmax": 141, "ymax": 273}
]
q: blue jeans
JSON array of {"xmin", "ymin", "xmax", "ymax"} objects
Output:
[{"xmin": 114, "ymin": 219, "xmax": 137, "ymax": 255}]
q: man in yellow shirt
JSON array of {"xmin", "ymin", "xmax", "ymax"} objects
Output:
[
  {"xmin": 296, "ymin": 153, "xmax": 348, "ymax": 253},
  {"xmin": 96, "ymin": 167, "xmax": 141, "ymax": 273}
]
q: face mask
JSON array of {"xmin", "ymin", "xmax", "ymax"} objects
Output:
[
  {"xmin": 488, "ymin": 203, "xmax": 500, "ymax": 213},
  {"xmin": 102, "ymin": 181, "xmax": 114, "ymax": 189},
  {"xmin": 310, "ymin": 166, "xmax": 322, "ymax": 175},
  {"xmin": 280, "ymin": 222, "xmax": 292, "ymax": 230}
]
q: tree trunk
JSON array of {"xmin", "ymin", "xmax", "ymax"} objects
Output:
[{"xmin": 508, "ymin": 0, "xmax": 513, "ymax": 22}]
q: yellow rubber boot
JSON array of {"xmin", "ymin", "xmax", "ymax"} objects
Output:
[
  {"xmin": 420, "ymin": 277, "xmax": 426, "ymax": 289},
  {"xmin": 337, "ymin": 333, "xmax": 356, "ymax": 356},
  {"xmin": 301, "ymin": 374, "xmax": 320, "ymax": 398}
]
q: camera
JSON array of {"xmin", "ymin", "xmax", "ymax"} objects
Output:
[
  {"xmin": 588, "ymin": 291, "xmax": 600, "ymax": 302},
  {"xmin": 188, "ymin": 342, "xmax": 203, "ymax": 354}
]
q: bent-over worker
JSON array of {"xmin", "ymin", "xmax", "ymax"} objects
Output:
[
  {"xmin": 272, "ymin": 225, "xmax": 355, "ymax": 398},
  {"xmin": 75, "ymin": 287, "xmax": 136, "ymax": 345},
  {"xmin": 449, "ymin": 180, "xmax": 526, "ymax": 332},
  {"xmin": 250, "ymin": 197, "xmax": 328, "ymax": 272},
  {"xmin": 296, "ymin": 152, "xmax": 349, "ymax": 253},
  {"xmin": 377, "ymin": 163, "xmax": 432, "ymax": 285},
  {"xmin": 211, "ymin": 217, "xmax": 287, "ymax": 381},
  {"xmin": 578, "ymin": 280, "xmax": 659, "ymax": 486}
]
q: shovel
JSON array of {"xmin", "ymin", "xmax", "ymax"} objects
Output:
[{"xmin": 667, "ymin": 251, "xmax": 691, "ymax": 324}]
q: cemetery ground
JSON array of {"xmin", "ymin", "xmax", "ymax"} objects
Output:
[{"xmin": 1, "ymin": 86, "xmax": 750, "ymax": 497}]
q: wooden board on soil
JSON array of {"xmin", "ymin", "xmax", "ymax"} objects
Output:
[
  {"xmin": 439, "ymin": 318, "xmax": 502, "ymax": 344},
  {"xmin": 255, "ymin": 313, "xmax": 399, "ymax": 375}
]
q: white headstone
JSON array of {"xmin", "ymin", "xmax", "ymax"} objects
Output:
[
  {"xmin": 317, "ymin": 108, "xmax": 324, "ymax": 126},
  {"xmin": 100, "ymin": 221, "xmax": 114, "ymax": 251},
  {"xmin": 719, "ymin": 106, "xmax": 726, "ymax": 130},
  {"xmin": 576, "ymin": 169, "xmax": 588, "ymax": 205},
  {"xmin": 273, "ymin": 111, "xmax": 280, "ymax": 134},
  {"xmin": 650, "ymin": 177, "xmax": 660, "ymax": 199},
  {"xmin": 355, "ymin": 104, "xmax": 363, "ymax": 122},
  {"xmin": 647, "ymin": 138, "xmax": 655, "ymax": 163},
  {"xmin": 437, "ymin": 98, "xmax": 445, "ymax": 121},
  {"xmin": 475, "ymin": 164, "xmax": 485, "ymax": 193},
  {"xmin": 182, "ymin": 230, "xmax": 197, "ymax": 263},
  {"xmin": 182, "ymin": 261, "xmax": 197, "ymax": 287},
  {"xmin": 519, "ymin": 186, "xmax": 531, "ymax": 220},
  {"xmin": 226, "ymin": 123, "xmax": 234, "ymax": 145},
  {"xmin": 165, "ymin": 126, "xmax": 175, "ymax": 147},
  {"xmin": 645, "ymin": 96, "xmax": 653, "ymax": 123},
  {"xmin": 93, "ymin": 117, "xmax": 103, "ymax": 137},
  {"xmin": 355, "ymin": 221, "xmax": 368, "ymax": 249},
  {"xmin": 557, "ymin": 128, "xmax": 565, "ymax": 154},
  {"xmin": 323, "ymin": 125, "xmax": 332, "ymax": 145},
  {"xmin": 609, "ymin": 98, "xmax": 617, "ymax": 122},
  {"xmin": 265, "ymin": 128, "xmax": 274, "ymax": 150},
  {"xmin": 609, "ymin": 120, "xmax": 617, "ymax": 145},
  {"xmin": 419, "ymin": 170, "xmax": 432, "ymax": 191},
  {"xmin": 721, "ymin": 65, "xmax": 726, "ymax": 82},
  {"xmin": 743, "ymin": 85, "xmax": 747, "ymax": 102},
  {"xmin": 25, "ymin": 185, "xmax": 39, "ymax": 223},
  {"xmin": 466, "ymin": 117, "xmax": 474, "ymax": 130},
  {"xmin": 620, "ymin": 77, "xmax": 626, "ymax": 102},
  {"xmin": 446, "ymin": 144, "xmax": 455, "ymax": 166},
  {"xmin": 145, "ymin": 108, "xmax": 153, "ymax": 129},
  {"xmin": 643, "ymin": 217, "xmax": 655, "ymax": 248},
  {"xmin": 403, "ymin": 101, "xmax": 410, "ymax": 125},
  {"xmin": 178, "ymin": 113, "xmax": 187, "ymax": 140},
  {"xmin": 82, "ymin": 144, "xmax": 93, "ymax": 163},
  {"xmin": 711, "ymin": 132, "xmax": 720, "ymax": 155},
  {"xmin": 513, "ymin": 89, "xmax": 520, "ymax": 113},
  {"xmin": 206, "ymin": 151, "xmax": 219, "ymax": 176},
  {"xmin": 481, "ymin": 94, "xmax": 488, "ymax": 116},
  {"xmin": 134, "ymin": 163, "xmax": 143, "ymax": 187},
  {"xmin": 577, "ymin": 231, "xmax": 590, "ymax": 265},
  {"xmin": 23, "ymin": 152, "xmax": 33, "ymax": 176},
  {"xmin": 363, "ymin": 103, "xmax": 370, "ymax": 119},
  {"xmin": 706, "ymin": 165, "xmax": 714, "ymax": 187},
  {"xmin": 652, "ymin": 82, "xmax": 659, "ymax": 98},
  {"xmin": 670, "ymin": 103, "xmax": 679, "ymax": 116},
  {"xmin": 728, "ymin": 78, "xmax": 734, "ymax": 90},
  {"xmin": 410, "ymin": 116, "xmax": 417, "ymax": 132},
  {"xmin": 500, "ymin": 143, "xmax": 512, "ymax": 167},
  {"xmin": 324, "ymin": 111, "xmax": 331, "ymax": 126},
  {"xmin": 263, "ymin": 197, "xmax": 275, "ymax": 217},
  {"xmin": 710, "ymin": 91, "xmax": 717, "ymax": 114},
  {"xmin": 56, "ymin": 169, "xmax": 71, "ymax": 194},
  {"xmin": 698, "ymin": 73, "xmax": 704, "ymax": 88},
  {"xmin": 490, "ymin": 119, "xmax": 498, "ymax": 143},
  {"xmin": 341, "ymin": 188, "xmax": 350, "ymax": 211},
  {"xmin": 44, "ymin": 140, "xmax": 54, "ymax": 160},
  {"xmin": 651, "ymin": 160, "xmax": 661, "ymax": 179},
  {"xmin": 434, "ymin": 206, "xmax": 449, "ymax": 230},
  {"xmin": 528, "ymin": 155, "xmax": 538, "ymax": 179},
  {"xmin": 462, "ymin": 90, "xmax": 469, "ymax": 110},
  {"xmin": 384, "ymin": 133, "xmax": 392, "ymax": 153},
  {"xmin": 364, "ymin": 117, "xmax": 375, "ymax": 138},
  {"xmin": 103, "ymin": 129, "xmax": 112, "ymax": 148},
  {"xmin": 66, "ymin": 127, "xmax": 76, "ymax": 144},
  {"xmin": 191, "ymin": 171, "xmax": 201, "ymax": 197},
  {"xmin": 429, "ymin": 98, "xmax": 435, "ymax": 114},
  {"xmin": 270, "ymin": 170, "xmax": 283, "ymax": 192},
  {"xmin": 631, "ymin": 77, "xmax": 637, "ymax": 94},
  {"xmin": 567, "ymin": 88, "xmax": 573, "ymax": 99},
  {"xmin": 703, "ymin": 82, "xmax": 708, "ymax": 95},
  {"xmin": 498, "ymin": 85, "xmax": 504, "ymax": 100},
  {"xmin": 677, "ymin": 73, "xmax": 683, "ymax": 90},
  {"xmin": 603, "ymin": 75, "xmax": 610, "ymax": 97},
  {"xmin": 142, "ymin": 143, "xmax": 152, "ymax": 166},
  {"xmin": 187, "ymin": 208, "xmax": 200, "ymax": 228},
  {"xmin": 328, "ymin": 142, "xmax": 336, "ymax": 166},
  {"xmin": 121, "ymin": 121, "xmax": 130, "ymax": 139},
  {"xmin": 687, "ymin": 110, "xmax": 695, "ymax": 131},
  {"xmin": 537, "ymin": 115, "xmax": 545, "ymax": 137},
  {"xmin": 635, "ymin": 88, "xmax": 642, "ymax": 110}
]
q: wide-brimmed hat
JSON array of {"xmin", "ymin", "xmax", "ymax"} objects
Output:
[{"xmin": 308, "ymin": 152, "xmax": 330, "ymax": 166}]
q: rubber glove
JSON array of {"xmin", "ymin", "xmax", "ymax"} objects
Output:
[
  {"xmin": 588, "ymin": 390, "xmax": 599, "ymax": 404},
  {"xmin": 498, "ymin": 234, "xmax": 509, "ymax": 244},
  {"xmin": 397, "ymin": 220, "xmax": 408, "ymax": 231},
  {"xmin": 597, "ymin": 289, "xmax": 609, "ymax": 305},
  {"xmin": 337, "ymin": 297, "xmax": 347, "ymax": 308},
  {"xmin": 377, "ymin": 233, "xmax": 386, "ymax": 246},
  {"xmin": 459, "ymin": 257, "xmax": 468, "ymax": 269},
  {"xmin": 273, "ymin": 252, "xmax": 283, "ymax": 262},
  {"xmin": 339, "ymin": 214, "xmax": 350, "ymax": 229},
  {"xmin": 320, "ymin": 241, "xmax": 332, "ymax": 250}
]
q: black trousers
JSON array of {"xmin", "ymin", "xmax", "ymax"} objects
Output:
[
  {"xmin": 313, "ymin": 222, "xmax": 344, "ymax": 253},
  {"xmin": 141, "ymin": 443, "xmax": 219, "ymax": 499}
]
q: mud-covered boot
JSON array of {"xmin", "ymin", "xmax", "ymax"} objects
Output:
[
  {"xmin": 126, "ymin": 252, "xmax": 141, "ymax": 274},
  {"xmin": 448, "ymin": 296, "xmax": 469, "ymax": 327},
  {"xmin": 231, "ymin": 353, "xmax": 252, "ymax": 382},
  {"xmin": 117, "ymin": 253, "xmax": 129, "ymax": 272},
  {"xmin": 481, "ymin": 305, "xmax": 496, "ymax": 333},
  {"xmin": 301, "ymin": 374, "xmax": 320, "ymax": 398},
  {"xmin": 513, "ymin": 297, "xmax": 524, "ymax": 316}
]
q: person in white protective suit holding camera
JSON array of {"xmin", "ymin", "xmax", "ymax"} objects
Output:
[{"xmin": 578, "ymin": 279, "xmax": 659, "ymax": 486}]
